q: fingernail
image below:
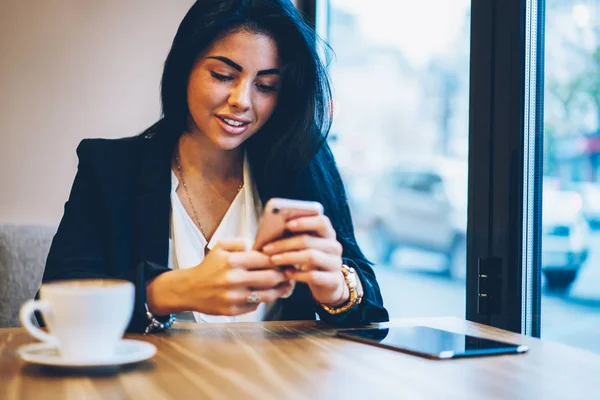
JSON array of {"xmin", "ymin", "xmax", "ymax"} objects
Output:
[
  {"xmin": 287, "ymin": 220, "xmax": 298, "ymax": 228},
  {"xmin": 263, "ymin": 244, "xmax": 274, "ymax": 253},
  {"xmin": 271, "ymin": 255, "xmax": 282, "ymax": 262}
]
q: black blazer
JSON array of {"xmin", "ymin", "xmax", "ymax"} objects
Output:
[{"xmin": 41, "ymin": 131, "xmax": 389, "ymax": 333}]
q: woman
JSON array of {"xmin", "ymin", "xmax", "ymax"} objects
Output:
[{"xmin": 41, "ymin": 0, "xmax": 388, "ymax": 333}]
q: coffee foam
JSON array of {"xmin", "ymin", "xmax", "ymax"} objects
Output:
[{"xmin": 46, "ymin": 279, "xmax": 128, "ymax": 288}]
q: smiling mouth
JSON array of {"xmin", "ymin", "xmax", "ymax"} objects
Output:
[
  {"xmin": 217, "ymin": 116, "xmax": 250, "ymax": 127},
  {"xmin": 214, "ymin": 115, "xmax": 251, "ymax": 135}
]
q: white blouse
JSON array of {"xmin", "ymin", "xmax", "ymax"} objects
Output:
[{"xmin": 168, "ymin": 153, "xmax": 280, "ymax": 323}]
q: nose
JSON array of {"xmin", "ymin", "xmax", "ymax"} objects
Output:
[{"xmin": 228, "ymin": 80, "xmax": 252, "ymax": 111}]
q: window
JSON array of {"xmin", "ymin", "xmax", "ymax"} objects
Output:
[
  {"xmin": 541, "ymin": 0, "xmax": 600, "ymax": 353},
  {"xmin": 320, "ymin": 0, "xmax": 471, "ymax": 318}
]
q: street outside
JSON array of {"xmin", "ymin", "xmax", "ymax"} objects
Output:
[
  {"xmin": 325, "ymin": 0, "xmax": 600, "ymax": 355},
  {"xmin": 365, "ymin": 231, "xmax": 600, "ymax": 354}
]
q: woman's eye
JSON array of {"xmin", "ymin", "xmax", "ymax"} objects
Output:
[
  {"xmin": 211, "ymin": 72, "xmax": 234, "ymax": 82},
  {"xmin": 256, "ymin": 83, "xmax": 277, "ymax": 93}
]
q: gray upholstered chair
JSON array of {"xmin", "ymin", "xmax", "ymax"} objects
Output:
[{"xmin": 0, "ymin": 224, "xmax": 56, "ymax": 328}]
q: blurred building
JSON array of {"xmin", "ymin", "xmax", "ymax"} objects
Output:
[{"xmin": 552, "ymin": 131, "xmax": 600, "ymax": 182}]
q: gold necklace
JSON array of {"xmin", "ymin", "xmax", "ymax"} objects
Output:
[{"xmin": 175, "ymin": 155, "xmax": 244, "ymax": 240}]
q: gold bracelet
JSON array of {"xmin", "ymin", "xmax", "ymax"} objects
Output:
[{"xmin": 320, "ymin": 265, "xmax": 362, "ymax": 315}]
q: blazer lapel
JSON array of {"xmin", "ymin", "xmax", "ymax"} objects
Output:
[{"xmin": 135, "ymin": 131, "xmax": 175, "ymax": 268}]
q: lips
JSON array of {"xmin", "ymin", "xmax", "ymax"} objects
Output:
[
  {"xmin": 216, "ymin": 114, "xmax": 252, "ymax": 124},
  {"xmin": 214, "ymin": 115, "xmax": 251, "ymax": 135}
]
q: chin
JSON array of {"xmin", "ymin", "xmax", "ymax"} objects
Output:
[{"xmin": 210, "ymin": 134, "xmax": 250, "ymax": 152}]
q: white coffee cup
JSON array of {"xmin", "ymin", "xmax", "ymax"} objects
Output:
[{"xmin": 19, "ymin": 279, "xmax": 135, "ymax": 361}]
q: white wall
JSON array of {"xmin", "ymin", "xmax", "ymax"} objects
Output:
[{"xmin": 0, "ymin": 1, "xmax": 195, "ymax": 224}]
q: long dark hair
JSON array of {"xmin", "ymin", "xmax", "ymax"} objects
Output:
[{"xmin": 155, "ymin": 0, "xmax": 371, "ymax": 265}]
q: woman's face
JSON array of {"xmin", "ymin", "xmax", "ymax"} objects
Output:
[{"xmin": 186, "ymin": 30, "xmax": 281, "ymax": 151}]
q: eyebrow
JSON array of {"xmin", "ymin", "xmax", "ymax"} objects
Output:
[{"xmin": 207, "ymin": 56, "xmax": 280, "ymax": 76}]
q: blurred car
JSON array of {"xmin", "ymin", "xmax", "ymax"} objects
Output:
[
  {"xmin": 542, "ymin": 187, "xmax": 590, "ymax": 291},
  {"xmin": 356, "ymin": 157, "xmax": 468, "ymax": 278},
  {"xmin": 560, "ymin": 181, "xmax": 600, "ymax": 229}
]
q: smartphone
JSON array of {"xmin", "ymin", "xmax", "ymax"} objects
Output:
[
  {"xmin": 336, "ymin": 326, "xmax": 529, "ymax": 360},
  {"xmin": 253, "ymin": 198, "xmax": 324, "ymax": 251}
]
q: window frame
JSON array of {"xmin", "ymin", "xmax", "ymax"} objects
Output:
[{"xmin": 308, "ymin": 0, "xmax": 544, "ymax": 336}]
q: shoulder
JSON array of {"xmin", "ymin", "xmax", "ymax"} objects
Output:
[
  {"xmin": 76, "ymin": 135, "xmax": 144, "ymax": 166},
  {"xmin": 72, "ymin": 135, "xmax": 153, "ymax": 193},
  {"xmin": 76, "ymin": 120, "xmax": 172, "ymax": 171},
  {"xmin": 73, "ymin": 123, "xmax": 175, "ymax": 196}
]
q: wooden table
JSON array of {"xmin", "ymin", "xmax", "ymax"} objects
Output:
[{"xmin": 1, "ymin": 317, "xmax": 599, "ymax": 399}]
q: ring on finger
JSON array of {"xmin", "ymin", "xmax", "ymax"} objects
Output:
[{"xmin": 247, "ymin": 291, "xmax": 260, "ymax": 304}]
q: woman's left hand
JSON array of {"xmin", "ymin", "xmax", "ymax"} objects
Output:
[{"xmin": 261, "ymin": 215, "xmax": 349, "ymax": 307}]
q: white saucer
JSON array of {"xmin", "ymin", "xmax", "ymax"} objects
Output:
[{"xmin": 17, "ymin": 339, "xmax": 157, "ymax": 368}]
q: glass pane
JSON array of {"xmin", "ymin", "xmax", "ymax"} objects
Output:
[
  {"xmin": 542, "ymin": 0, "xmax": 600, "ymax": 353},
  {"xmin": 320, "ymin": 0, "xmax": 471, "ymax": 318}
]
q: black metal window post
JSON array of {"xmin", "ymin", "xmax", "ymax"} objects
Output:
[
  {"xmin": 467, "ymin": 0, "xmax": 544, "ymax": 336},
  {"xmin": 295, "ymin": 0, "xmax": 317, "ymax": 29}
]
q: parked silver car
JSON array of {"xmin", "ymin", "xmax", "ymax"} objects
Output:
[
  {"xmin": 355, "ymin": 157, "xmax": 468, "ymax": 278},
  {"xmin": 542, "ymin": 187, "xmax": 590, "ymax": 291},
  {"xmin": 347, "ymin": 166, "xmax": 589, "ymax": 289}
]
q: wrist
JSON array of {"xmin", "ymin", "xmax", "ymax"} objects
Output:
[
  {"xmin": 146, "ymin": 269, "xmax": 191, "ymax": 315},
  {"xmin": 322, "ymin": 270, "xmax": 350, "ymax": 307},
  {"xmin": 320, "ymin": 264, "xmax": 364, "ymax": 315}
]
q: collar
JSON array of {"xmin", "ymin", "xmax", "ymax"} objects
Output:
[{"xmin": 170, "ymin": 151, "xmax": 263, "ymax": 250}]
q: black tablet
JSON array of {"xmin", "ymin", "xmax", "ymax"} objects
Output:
[{"xmin": 336, "ymin": 326, "xmax": 529, "ymax": 359}]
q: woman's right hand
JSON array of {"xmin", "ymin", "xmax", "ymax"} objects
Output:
[{"xmin": 147, "ymin": 238, "xmax": 292, "ymax": 316}]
